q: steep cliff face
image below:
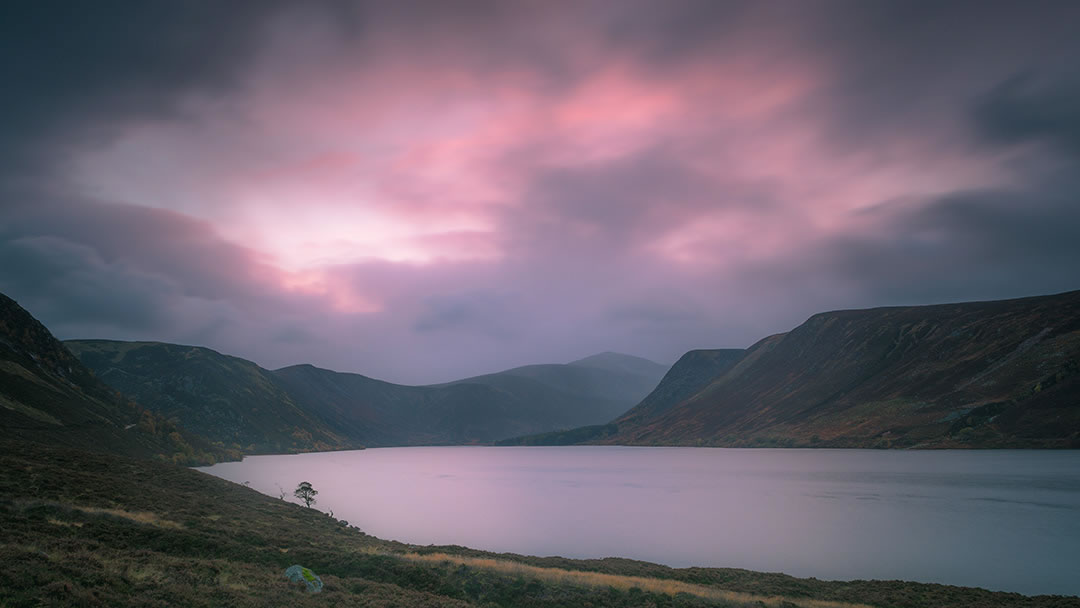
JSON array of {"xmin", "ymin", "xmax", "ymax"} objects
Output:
[
  {"xmin": 0, "ymin": 293, "xmax": 222, "ymax": 463},
  {"xmin": 607, "ymin": 291, "xmax": 1080, "ymax": 448}
]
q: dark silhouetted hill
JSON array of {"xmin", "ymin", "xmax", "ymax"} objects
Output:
[
  {"xmin": 607, "ymin": 291, "xmax": 1080, "ymax": 448},
  {"xmin": 65, "ymin": 340, "xmax": 357, "ymax": 454},
  {"xmin": 0, "ymin": 293, "xmax": 223, "ymax": 463}
]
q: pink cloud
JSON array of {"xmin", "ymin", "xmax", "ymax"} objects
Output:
[{"xmin": 13, "ymin": 2, "xmax": 1072, "ymax": 383}]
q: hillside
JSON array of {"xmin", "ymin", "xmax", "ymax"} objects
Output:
[
  {"xmin": 607, "ymin": 291, "xmax": 1080, "ymax": 448},
  {"xmin": 0, "ymin": 293, "xmax": 223, "ymax": 464},
  {"xmin": 2, "ymin": 440, "xmax": 1073, "ymax": 608},
  {"xmin": 437, "ymin": 352, "xmax": 668, "ymax": 429},
  {"xmin": 614, "ymin": 349, "xmax": 746, "ymax": 429},
  {"xmin": 273, "ymin": 353, "xmax": 666, "ymax": 446},
  {"xmin": 271, "ymin": 364, "xmax": 511, "ymax": 446},
  {"xmin": 65, "ymin": 340, "xmax": 357, "ymax": 454}
]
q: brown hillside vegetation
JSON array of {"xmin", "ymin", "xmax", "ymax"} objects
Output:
[{"xmin": 608, "ymin": 290, "xmax": 1080, "ymax": 448}]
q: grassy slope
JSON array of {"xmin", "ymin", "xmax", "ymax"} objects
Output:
[{"xmin": 2, "ymin": 441, "xmax": 1076, "ymax": 608}]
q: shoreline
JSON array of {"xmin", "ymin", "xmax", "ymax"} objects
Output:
[{"xmin": 4, "ymin": 440, "xmax": 1078, "ymax": 606}]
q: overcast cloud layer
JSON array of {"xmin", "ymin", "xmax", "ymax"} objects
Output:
[{"xmin": 2, "ymin": 1, "xmax": 1079, "ymax": 383}]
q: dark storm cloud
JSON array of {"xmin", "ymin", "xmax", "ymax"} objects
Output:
[
  {"xmin": 0, "ymin": 1, "xmax": 297, "ymax": 176},
  {"xmin": 816, "ymin": 64, "xmax": 1080, "ymax": 305},
  {"xmin": 2, "ymin": 1, "xmax": 1079, "ymax": 382},
  {"xmin": 796, "ymin": 169, "xmax": 1080, "ymax": 307},
  {"xmin": 796, "ymin": 1, "xmax": 1080, "ymax": 144},
  {"xmin": 0, "ymin": 235, "xmax": 173, "ymax": 330},
  {"xmin": 739, "ymin": 0, "xmax": 1080, "ymax": 311},
  {"xmin": 0, "ymin": 194, "xmax": 269, "ymax": 301},
  {"xmin": 974, "ymin": 73, "xmax": 1080, "ymax": 155},
  {"xmin": 0, "ymin": 190, "xmax": 312, "ymax": 346}
]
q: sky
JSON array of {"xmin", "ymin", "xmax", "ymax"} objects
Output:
[{"xmin": 2, "ymin": 1, "xmax": 1079, "ymax": 384}]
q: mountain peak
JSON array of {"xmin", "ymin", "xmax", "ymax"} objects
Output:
[{"xmin": 568, "ymin": 352, "xmax": 666, "ymax": 375}]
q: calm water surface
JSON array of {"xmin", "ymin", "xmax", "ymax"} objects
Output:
[{"xmin": 200, "ymin": 447, "xmax": 1080, "ymax": 596}]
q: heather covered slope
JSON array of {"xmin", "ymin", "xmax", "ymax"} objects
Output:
[
  {"xmin": 0, "ymin": 293, "xmax": 223, "ymax": 464},
  {"xmin": 65, "ymin": 340, "xmax": 357, "ymax": 454},
  {"xmin": 2, "ymin": 440, "xmax": 1074, "ymax": 608},
  {"xmin": 608, "ymin": 291, "xmax": 1080, "ymax": 448}
]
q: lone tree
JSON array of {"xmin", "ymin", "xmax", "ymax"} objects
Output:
[{"xmin": 293, "ymin": 481, "xmax": 318, "ymax": 507}]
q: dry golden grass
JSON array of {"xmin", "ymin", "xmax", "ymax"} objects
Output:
[
  {"xmin": 70, "ymin": 505, "xmax": 183, "ymax": 529},
  {"xmin": 46, "ymin": 517, "xmax": 84, "ymax": 528},
  {"xmin": 0, "ymin": 390, "xmax": 63, "ymax": 425},
  {"xmin": 400, "ymin": 552, "xmax": 875, "ymax": 608}
]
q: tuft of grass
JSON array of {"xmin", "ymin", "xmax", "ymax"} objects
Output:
[
  {"xmin": 69, "ymin": 504, "xmax": 184, "ymax": 529},
  {"xmin": 46, "ymin": 517, "xmax": 83, "ymax": 528}
]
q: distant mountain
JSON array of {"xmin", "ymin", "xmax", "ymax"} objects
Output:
[
  {"xmin": 497, "ymin": 349, "xmax": 742, "ymax": 446},
  {"xmin": 271, "ymin": 365, "xmax": 526, "ymax": 445},
  {"xmin": 568, "ymin": 352, "xmax": 670, "ymax": 378},
  {"xmin": 66, "ymin": 340, "xmax": 668, "ymax": 448},
  {"xmin": 434, "ymin": 352, "xmax": 668, "ymax": 427},
  {"xmin": 65, "ymin": 341, "xmax": 357, "ymax": 454},
  {"xmin": 0, "ymin": 293, "xmax": 223, "ymax": 464},
  {"xmin": 273, "ymin": 353, "xmax": 667, "ymax": 446},
  {"xmin": 606, "ymin": 291, "xmax": 1080, "ymax": 448}
]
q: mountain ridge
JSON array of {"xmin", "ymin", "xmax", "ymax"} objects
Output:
[
  {"xmin": 272, "ymin": 354, "xmax": 667, "ymax": 446},
  {"xmin": 66, "ymin": 338, "xmax": 669, "ymax": 449},
  {"xmin": 603, "ymin": 289, "xmax": 1080, "ymax": 448},
  {"xmin": 64, "ymin": 339, "xmax": 356, "ymax": 454}
]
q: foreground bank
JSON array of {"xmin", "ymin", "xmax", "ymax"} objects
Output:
[{"xmin": 1, "ymin": 441, "xmax": 1075, "ymax": 608}]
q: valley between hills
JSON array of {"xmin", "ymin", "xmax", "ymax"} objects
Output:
[
  {"xmin": 506, "ymin": 290, "xmax": 1080, "ymax": 449},
  {"xmin": 2, "ymin": 289, "xmax": 1079, "ymax": 606},
  {"xmin": 7, "ymin": 289, "xmax": 1078, "ymax": 460}
]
